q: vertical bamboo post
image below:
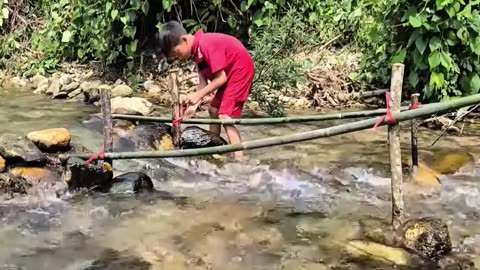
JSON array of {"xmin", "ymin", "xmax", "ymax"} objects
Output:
[
  {"xmin": 169, "ymin": 72, "xmax": 181, "ymax": 147},
  {"xmin": 100, "ymin": 88, "xmax": 113, "ymax": 166},
  {"xmin": 410, "ymin": 93, "xmax": 420, "ymax": 172},
  {"xmin": 389, "ymin": 63, "xmax": 405, "ymax": 230}
]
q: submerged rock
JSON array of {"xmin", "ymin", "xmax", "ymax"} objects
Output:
[
  {"xmin": 63, "ymin": 157, "xmax": 114, "ymax": 192},
  {"xmin": 344, "ymin": 240, "xmax": 413, "ymax": 266},
  {"xmin": 0, "ymin": 134, "xmax": 46, "ymax": 164},
  {"xmin": 27, "ymin": 128, "xmax": 71, "ymax": 152},
  {"xmin": 402, "ymin": 217, "xmax": 452, "ymax": 261},
  {"xmin": 0, "ymin": 173, "xmax": 30, "ymax": 196},
  {"xmin": 111, "ymin": 97, "xmax": 154, "ymax": 116},
  {"xmin": 111, "ymin": 84, "xmax": 133, "ymax": 97},
  {"xmin": 431, "ymin": 151, "xmax": 475, "ymax": 175},
  {"xmin": 180, "ymin": 126, "xmax": 228, "ymax": 149},
  {"xmin": 9, "ymin": 167, "xmax": 58, "ymax": 185},
  {"xmin": 110, "ymin": 172, "xmax": 154, "ymax": 193},
  {"xmin": 407, "ymin": 162, "xmax": 442, "ymax": 187}
]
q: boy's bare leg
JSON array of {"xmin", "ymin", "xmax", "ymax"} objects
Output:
[
  {"xmin": 208, "ymin": 105, "xmax": 221, "ymax": 136},
  {"xmin": 219, "ymin": 115, "xmax": 244, "ymax": 160}
]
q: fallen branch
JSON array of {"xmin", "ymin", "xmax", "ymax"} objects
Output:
[{"xmin": 68, "ymin": 93, "xmax": 480, "ymax": 160}]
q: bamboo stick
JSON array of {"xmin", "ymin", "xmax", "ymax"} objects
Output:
[
  {"xmin": 169, "ymin": 72, "xmax": 181, "ymax": 147},
  {"xmin": 410, "ymin": 93, "xmax": 420, "ymax": 171},
  {"xmin": 388, "ymin": 63, "xmax": 404, "ymax": 230},
  {"xmin": 67, "ymin": 92, "xmax": 480, "ymax": 161},
  {"xmin": 112, "ymin": 106, "xmax": 416, "ymax": 125},
  {"xmin": 100, "ymin": 88, "xmax": 113, "ymax": 166}
]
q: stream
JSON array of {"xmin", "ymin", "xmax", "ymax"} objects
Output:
[{"xmin": 1, "ymin": 87, "xmax": 480, "ymax": 269}]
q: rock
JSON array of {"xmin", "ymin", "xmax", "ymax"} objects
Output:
[
  {"xmin": 0, "ymin": 156, "xmax": 5, "ymax": 172},
  {"xmin": 111, "ymin": 85, "xmax": 133, "ymax": 98},
  {"xmin": 0, "ymin": 134, "xmax": 46, "ymax": 164},
  {"xmin": 32, "ymin": 75, "xmax": 48, "ymax": 89},
  {"xmin": 114, "ymin": 79, "xmax": 125, "ymax": 86},
  {"xmin": 9, "ymin": 167, "xmax": 58, "ymax": 185},
  {"xmin": 80, "ymin": 80, "xmax": 101, "ymax": 92},
  {"xmin": 344, "ymin": 240, "xmax": 413, "ymax": 266},
  {"xmin": 117, "ymin": 123, "xmax": 173, "ymax": 152},
  {"xmin": 33, "ymin": 84, "xmax": 48, "ymax": 95},
  {"xmin": 281, "ymin": 262, "xmax": 328, "ymax": 270},
  {"xmin": 144, "ymin": 80, "xmax": 162, "ymax": 94},
  {"xmin": 59, "ymin": 74, "xmax": 72, "ymax": 86},
  {"xmin": 68, "ymin": 88, "xmax": 82, "ymax": 98},
  {"xmin": 63, "ymin": 157, "xmax": 114, "ymax": 192},
  {"xmin": 408, "ymin": 162, "xmax": 442, "ymax": 187},
  {"xmin": 111, "ymin": 97, "xmax": 154, "ymax": 116},
  {"xmin": 11, "ymin": 76, "xmax": 27, "ymax": 87},
  {"xmin": 431, "ymin": 152, "xmax": 475, "ymax": 175},
  {"xmin": 98, "ymin": 84, "xmax": 111, "ymax": 91},
  {"xmin": 180, "ymin": 126, "xmax": 227, "ymax": 149},
  {"xmin": 83, "ymin": 89, "xmax": 100, "ymax": 104},
  {"xmin": 402, "ymin": 217, "xmax": 452, "ymax": 261},
  {"xmin": 27, "ymin": 128, "xmax": 71, "ymax": 152},
  {"xmin": 61, "ymin": 82, "xmax": 80, "ymax": 93},
  {"xmin": 110, "ymin": 172, "xmax": 154, "ymax": 193},
  {"xmin": 46, "ymin": 75, "xmax": 61, "ymax": 95},
  {"xmin": 0, "ymin": 173, "xmax": 30, "ymax": 196}
]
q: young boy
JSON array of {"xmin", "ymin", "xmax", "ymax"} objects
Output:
[{"xmin": 157, "ymin": 21, "xmax": 255, "ymax": 160}]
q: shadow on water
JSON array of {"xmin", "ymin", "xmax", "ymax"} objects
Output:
[{"xmin": 1, "ymin": 87, "xmax": 480, "ymax": 269}]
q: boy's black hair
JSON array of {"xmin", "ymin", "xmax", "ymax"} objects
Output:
[{"xmin": 157, "ymin": 21, "xmax": 187, "ymax": 57}]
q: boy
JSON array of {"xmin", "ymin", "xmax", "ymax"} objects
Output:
[{"xmin": 157, "ymin": 21, "xmax": 255, "ymax": 160}]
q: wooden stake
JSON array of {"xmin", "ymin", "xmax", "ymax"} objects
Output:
[
  {"xmin": 410, "ymin": 93, "xmax": 420, "ymax": 172},
  {"xmin": 388, "ymin": 64, "xmax": 405, "ymax": 230},
  {"xmin": 100, "ymin": 88, "xmax": 113, "ymax": 166},
  {"xmin": 169, "ymin": 72, "xmax": 182, "ymax": 147}
]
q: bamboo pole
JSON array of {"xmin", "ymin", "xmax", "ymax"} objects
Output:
[
  {"xmin": 100, "ymin": 88, "xmax": 113, "ymax": 166},
  {"xmin": 169, "ymin": 72, "xmax": 181, "ymax": 147},
  {"xmin": 410, "ymin": 93, "xmax": 420, "ymax": 172},
  {"xmin": 112, "ymin": 106, "xmax": 416, "ymax": 125},
  {"xmin": 388, "ymin": 64, "xmax": 404, "ymax": 230},
  {"xmin": 66, "ymin": 92, "xmax": 480, "ymax": 161}
]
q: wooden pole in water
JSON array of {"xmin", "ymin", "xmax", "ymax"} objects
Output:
[
  {"xmin": 169, "ymin": 72, "xmax": 182, "ymax": 147},
  {"xmin": 410, "ymin": 93, "xmax": 420, "ymax": 172},
  {"xmin": 100, "ymin": 88, "xmax": 113, "ymax": 166},
  {"xmin": 388, "ymin": 64, "xmax": 404, "ymax": 230}
]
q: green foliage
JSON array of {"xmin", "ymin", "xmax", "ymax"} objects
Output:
[
  {"xmin": 358, "ymin": 0, "xmax": 480, "ymax": 102},
  {"xmin": 0, "ymin": 0, "xmax": 8, "ymax": 29}
]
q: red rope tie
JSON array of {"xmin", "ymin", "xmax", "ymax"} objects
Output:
[
  {"xmin": 172, "ymin": 106, "xmax": 184, "ymax": 127},
  {"xmin": 86, "ymin": 147, "xmax": 105, "ymax": 164},
  {"xmin": 372, "ymin": 91, "xmax": 397, "ymax": 130},
  {"xmin": 410, "ymin": 101, "xmax": 421, "ymax": 110}
]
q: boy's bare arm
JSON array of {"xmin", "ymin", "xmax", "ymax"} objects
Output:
[
  {"xmin": 185, "ymin": 70, "xmax": 227, "ymax": 105},
  {"xmin": 183, "ymin": 72, "xmax": 208, "ymax": 119}
]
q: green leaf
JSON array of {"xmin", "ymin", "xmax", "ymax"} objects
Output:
[
  {"xmin": 391, "ymin": 47, "xmax": 406, "ymax": 64},
  {"xmin": 446, "ymin": 1, "xmax": 460, "ymax": 16},
  {"xmin": 252, "ymin": 10, "xmax": 263, "ymax": 27},
  {"xmin": 430, "ymin": 72, "xmax": 445, "ymax": 88},
  {"xmin": 247, "ymin": 0, "xmax": 255, "ymax": 9},
  {"xmin": 408, "ymin": 71, "xmax": 420, "ymax": 88},
  {"xmin": 428, "ymin": 51, "xmax": 441, "ymax": 69},
  {"xmin": 309, "ymin": 12, "xmax": 318, "ymax": 23},
  {"xmin": 2, "ymin": 7, "xmax": 8, "ymax": 19},
  {"xmin": 470, "ymin": 36, "xmax": 480, "ymax": 55},
  {"xmin": 408, "ymin": 15, "xmax": 422, "ymax": 27},
  {"xmin": 120, "ymin": 16, "xmax": 128, "ymax": 25},
  {"xmin": 126, "ymin": 39, "xmax": 138, "ymax": 57},
  {"xmin": 407, "ymin": 30, "xmax": 420, "ymax": 48},
  {"xmin": 111, "ymin": 9, "xmax": 118, "ymax": 20},
  {"xmin": 142, "ymin": 0, "xmax": 150, "ymax": 14},
  {"xmin": 106, "ymin": 2, "xmax": 112, "ymax": 13},
  {"xmin": 457, "ymin": 27, "xmax": 469, "ymax": 42},
  {"xmin": 458, "ymin": 4, "xmax": 472, "ymax": 18},
  {"xmin": 61, "ymin": 30, "xmax": 72, "ymax": 43},
  {"xmin": 439, "ymin": 51, "xmax": 452, "ymax": 70},
  {"xmin": 77, "ymin": 48, "xmax": 85, "ymax": 59},
  {"xmin": 471, "ymin": 74, "xmax": 480, "ymax": 93},
  {"xmin": 429, "ymin": 36, "xmax": 442, "ymax": 51},
  {"xmin": 240, "ymin": 1, "xmax": 247, "ymax": 11},
  {"xmin": 436, "ymin": 0, "xmax": 453, "ymax": 10},
  {"xmin": 415, "ymin": 36, "xmax": 428, "ymax": 55}
]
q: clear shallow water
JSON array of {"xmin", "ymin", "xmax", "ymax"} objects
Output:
[{"xmin": 1, "ymin": 87, "xmax": 480, "ymax": 269}]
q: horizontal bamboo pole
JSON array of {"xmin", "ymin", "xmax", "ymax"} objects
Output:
[
  {"xmin": 68, "ymin": 93, "xmax": 480, "ymax": 160},
  {"xmin": 112, "ymin": 105, "xmax": 415, "ymax": 125}
]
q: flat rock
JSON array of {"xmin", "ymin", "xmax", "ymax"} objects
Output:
[
  {"xmin": 27, "ymin": 128, "xmax": 71, "ymax": 151},
  {"xmin": 111, "ymin": 97, "xmax": 153, "ymax": 116},
  {"xmin": 62, "ymin": 81, "xmax": 80, "ymax": 92},
  {"xmin": 80, "ymin": 80, "xmax": 102, "ymax": 92},
  {"xmin": 110, "ymin": 172, "xmax": 154, "ymax": 193},
  {"xmin": 0, "ymin": 134, "xmax": 46, "ymax": 164},
  {"xmin": 32, "ymin": 75, "xmax": 48, "ymax": 89},
  {"xmin": 68, "ymin": 88, "xmax": 82, "ymax": 98},
  {"xmin": 46, "ymin": 76, "xmax": 61, "ymax": 95},
  {"xmin": 33, "ymin": 84, "xmax": 48, "ymax": 95},
  {"xmin": 64, "ymin": 157, "xmax": 114, "ymax": 192},
  {"xmin": 9, "ymin": 167, "xmax": 58, "ymax": 185},
  {"xmin": 60, "ymin": 74, "xmax": 72, "ymax": 86}
]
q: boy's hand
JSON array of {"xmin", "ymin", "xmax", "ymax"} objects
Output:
[
  {"xmin": 183, "ymin": 105, "xmax": 197, "ymax": 119},
  {"xmin": 185, "ymin": 91, "xmax": 203, "ymax": 105}
]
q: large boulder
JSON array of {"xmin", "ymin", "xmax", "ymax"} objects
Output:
[
  {"xmin": 111, "ymin": 85, "xmax": 133, "ymax": 97},
  {"xmin": 46, "ymin": 75, "xmax": 61, "ymax": 95},
  {"xmin": 63, "ymin": 157, "xmax": 114, "ymax": 192},
  {"xmin": 402, "ymin": 217, "xmax": 452, "ymax": 261},
  {"xmin": 27, "ymin": 128, "xmax": 71, "ymax": 152},
  {"xmin": 116, "ymin": 123, "xmax": 173, "ymax": 152},
  {"xmin": 180, "ymin": 126, "xmax": 228, "ymax": 149},
  {"xmin": 110, "ymin": 172, "xmax": 154, "ymax": 193},
  {"xmin": 32, "ymin": 75, "xmax": 48, "ymax": 89},
  {"xmin": 0, "ymin": 134, "xmax": 46, "ymax": 164},
  {"xmin": 111, "ymin": 97, "xmax": 154, "ymax": 116},
  {"xmin": 81, "ymin": 80, "xmax": 102, "ymax": 104}
]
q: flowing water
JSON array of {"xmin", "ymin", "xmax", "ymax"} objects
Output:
[{"xmin": 1, "ymin": 87, "xmax": 480, "ymax": 269}]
